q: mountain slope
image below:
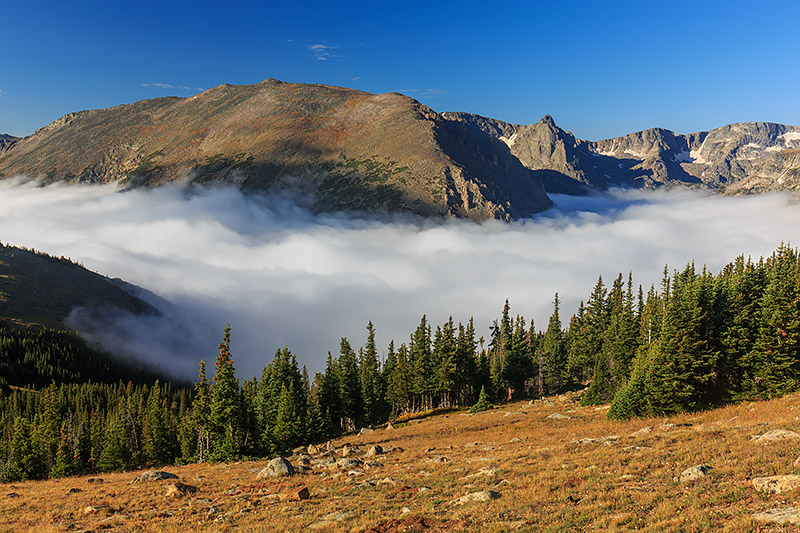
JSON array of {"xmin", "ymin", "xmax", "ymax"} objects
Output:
[
  {"xmin": 0, "ymin": 80, "xmax": 552, "ymax": 220},
  {"xmin": 0, "ymin": 243, "xmax": 157, "ymax": 330}
]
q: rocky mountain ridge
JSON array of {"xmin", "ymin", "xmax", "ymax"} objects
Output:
[
  {"xmin": 443, "ymin": 112, "xmax": 800, "ymax": 194},
  {"xmin": 1, "ymin": 79, "xmax": 799, "ymax": 220},
  {"xmin": 0, "ymin": 80, "xmax": 551, "ymax": 220}
]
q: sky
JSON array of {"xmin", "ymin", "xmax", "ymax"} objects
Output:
[
  {"xmin": 3, "ymin": 0, "xmax": 800, "ymax": 140},
  {"xmin": 2, "ymin": 180, "xmax": 800, "ymax": 379}
]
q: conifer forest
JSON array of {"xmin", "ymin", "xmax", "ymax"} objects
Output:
[{"xmin": 3, "ymin": 244, "xmax": 800, "ymax": 482}]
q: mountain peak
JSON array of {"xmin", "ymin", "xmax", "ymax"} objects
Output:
[{"xmin": 539, "ymin": 114, "xmax": 557, "ymax": 128}]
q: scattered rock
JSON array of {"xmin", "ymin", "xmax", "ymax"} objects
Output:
[
  {"xmin": 364, "ymin": 460, "xmax": 381, "ymax": 469},
  {"xmin": 307, "ymin": 444, "xmax": 319, "ymax": 455},
  {"xmin": 359, "ymin": 428, "xmax": 374, "ymax": 435},
  {"xmin": 66, "ymin": 488, "xmax": 82, "ymax": 494},
  {"xmin": 312, "ymin": 457, "xmax": 336, "ymax": 467},
  {"xmin": 257, "ymin": 457, "xmax": 295, "ymax": 479},
  {"xmin": 326, "ymin": 441, "xmax": 336, "ymax": 452},
  {"xmin": 752, "ymin": 475, "xmax": 800, "ymax": 494},
  {"xmin": 547, "ymin": 413, "xmax": 570, "ymax": 420},
  {"xmin": 296, "ymin": 454, "xmax": 311, "ymax": 466},
  {"xmin": 677, "ymin": 465, "xmax": 713, "ymax": 483},
  {"xmin": 753, "ymin": 507, "xmax": 800, "ymax": 525},
  {"xmin": 7, "ymin": 493, "xmax": 19, "ymax": 498},
  {"xmin": 418, "ymin": 487, "xmax": 431, "ymax": 493},
  {"xmin": 378, "ymin": 477, "xmax": 397, "ymax": 486},
  {"xmin": 366, "ymin": 445, "xmax": 384, "ymax": 457},
  {"xmin": 450, "ymin": 490, "xmax": 501, "ymax": 505},
  {"xmin": 466, "ymin": 467, "xmax": 499, "ymax": 479},
  {"xmin": 632, "ymin": 426, "xmax": 652, "ymax": 436},
  {"xmin": 295, "ymin": 465, "xmax": 312, "ymax": 473},
  {"xmin": 400, "ymin": 507, "xmax": 412, "ymax": 514},
  {"xmin": 280, "ymin": 486, "xmax": 310, "ymax": 501},
  {"xmin": 464, "ymin": 442, "xmax": 479, "ymax": 448},
  {"xmin": 337, "ymin": 458, "xmax": 363, "ymax": 470},
  {"xmin": 324, "ymin": 511, "xmax": 353, "ymax": 521},
  {"xmin": 386, "ymin": 422, "xmax": 395, "ymax": 430},
  {"xmin": 753, "ymin": 429, "xmax": 800, "ymax": 444},
  {"xmin": 83, "ymin": 504, "xmax": 113, "ymax": 515},
  {"xmin": 165, "ymin": 482, "xmax": 198, "ymax": 498},
  {"xmin": 341, "ymin": 444, "xmax": 353, "ymax": 457},
  {"xmin": 509, "ymin": 437, "xmax": 522, "ymax": 443},
  {"xmin": 131, "ymin": 470, "xmax": 179, "ymax": 483}
]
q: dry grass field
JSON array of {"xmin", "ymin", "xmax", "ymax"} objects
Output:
[{"xmin": 4, "ymin": 390, "xmax": 800, "ymax": 532}]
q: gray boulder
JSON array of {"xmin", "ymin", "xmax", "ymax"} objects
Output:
[
  {"xmin": 257, "ymin": 457, "xmax": 295, "ymax": 478},
  {"xmin": 131, "ymin": 470, "xmax": 179, "ymax": 483}
]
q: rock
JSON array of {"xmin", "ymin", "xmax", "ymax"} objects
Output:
[
  {"xmin": 165, "ymin": 482, "xmax": 198, "ymax": 498},
  {"xmin": 86, "ymin": 477, "xmax": 103, "ymax": 484},
  {"xmin": 296, "ymin": 454, "xmax": 311, "ymax": 466},
  {"xmin": 378, "ymin": 477, "xmax": 397, "ymax": 486},
  {"xmin": 364, "ymin": 460, "xmax": 381, "ymax": 469},
  {"xmin": 366, "ymin": 445, "xmax": 384, "ymax": 457},
  {"xmin": 337, "ymin": 457, "xmax": 363, "ymax": 470},
  {"xmin": 509, "ymin": 437, "xmax": 522, "ymax": 443},
  {"xmin": 753, "ymin": 507, "xmax": 800, "ymax": 525},
  {"xmin": 66, "ymin": 488, "xmax": 82, "ymax": 494},
  {"xmin": 450, "ymin": 490, "xmax": 501, "ymax": 505},
  {"xmin": 465, "ymin": 467, "xmax": 499, "ymax": 479},
  {"xmin": 293, "ymin": 445, "xmax": 306, "ymax": 454},
  {"xmin": 281, "ymin": 486, "xmax": 310, "ymax": 501},
  {"xmin": 547, "ymin": 413, "xmax": 570, "ymax": 420},
  {"xmin": 83, "ymin": 504, "xmax": 113, "ymax": 515},
  {"xmin": 341, "ymin": 445, "xmax": 353, "ymax": 457},
  {"xmin": 312, "ymin": 457, "xmax": 336, "ymax": 467},
  {"xmin": 677, "ymin": 465, "xmax": 712, "ymax": 482},
  {"xmin": 464, "ymin": 442, "xmax": 479, "ymax": 448},
  {"xmin": 752, "ymin": 475, "xmax": 800, "ymax": 494},
  {"xmin": 401, "ymin": 506, "xmax": 412, "ymax": 514},
  {"xmin": 131, "ymin": 470, "xmax": 179, "ymax": 483},
  {"xmin": 386, "ymin": 422, "xmax": 395, "ymax": 430},
  {"xmin": 324, "ymin": 511, "xmax": 353, "ymax": 521},
  {"xmin": 307, "ymin": 444, "xmax": 319, "ymax": 455},
  {"xmin": 257, "ymin": 457, "xmax": 295, "ymax": 478},
  {"xmin": 208, "ymin": 505, "xmax": 218, "ymax": 516},
  {"xmin": 326, "ymin": 441, "xmax": 336, "ymax": 452},
  {"xmin": 7, "ymin": 493, "xmax": 19, "ymax": 498},
  {"xmin": 632, "ymin": 426, "xmax": 653, "ymax": 436},
  {"xmin": 753, "ymin": 429, "xmax": 800, "ymax": 444},
  {"xmin": 359, "ymin": 428, "xmax": 374, "ymax": 435},
  {"xmin": 294, "ymin": 465, "xmax": 312, "ymax": 473}
]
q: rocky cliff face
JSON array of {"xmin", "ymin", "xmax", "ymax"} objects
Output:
[
  {"xmin": 444, "ymin": 112, "xmax": 800, "ymax": 195},
  {"xmin": 0, "ymin": 80, "xmax": 551, "ymax": 220},
  {"xmin": 0, "ymin": 134, "xmax": 18, "ymax": 154}
]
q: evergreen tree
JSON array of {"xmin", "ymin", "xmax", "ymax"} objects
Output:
[{"xmin": 209, "ymin": 324, "xmax": 240, "ymax": 461}]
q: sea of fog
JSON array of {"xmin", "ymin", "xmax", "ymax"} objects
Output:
[{"xmin": 1, "ymin": 179, "xmax": 799, "ymax": 380}]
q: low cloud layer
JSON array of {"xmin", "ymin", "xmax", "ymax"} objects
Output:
[{"xmin": 1, "ymin": 180, "xmax": 799, "ymax": 380}]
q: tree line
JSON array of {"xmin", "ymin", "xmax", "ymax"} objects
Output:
[{"xmin": 3, "ymin": 244, "xmax": 800, "ymax": 481}]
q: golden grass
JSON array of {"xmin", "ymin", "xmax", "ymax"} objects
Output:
[{"xmin": 5, "ymin": 391, "xmax": 800, "ymax": 532}]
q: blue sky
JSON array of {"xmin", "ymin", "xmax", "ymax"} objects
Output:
[{"xmin": 2, "ymin": 0, "xmax": 799, "ymax": 140}]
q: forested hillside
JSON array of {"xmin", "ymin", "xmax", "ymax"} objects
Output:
[{"xmin": 4, "ymin": 245, "xmax": 800, "ymax": 482}]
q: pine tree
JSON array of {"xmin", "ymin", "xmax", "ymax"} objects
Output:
[
  {"xmin": 359, "ymin": 322, "xmax": 383, "ymax": 426},
  {"xmin": 193, "ymin": 359, "xmax": 211, "ymax": 462},
  {"xmin": 209, "ymin": 324, "xmax": 240, "ymax": 461},
  {"xmin": 469, "ymin": 386, "xmax": 492, "ymax": 413}
]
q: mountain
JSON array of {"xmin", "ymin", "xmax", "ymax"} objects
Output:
[
  {"xmin": 0, "ymin": 243, "xmax": 157, "ymax": 330},
  {"xmin": 2, "ymin": 79, "xmax": 798, "ymax": 216},
  {"xmin": 0, "ymin": 134, "xmax": 18, "ymax": 153},
  {"xmin": 443, "ymin": 112, "xmax": 800, "ymax": 194},
  {"xmin": 0, "ymin": 80, "xmax": 551, "ymax": 220}
]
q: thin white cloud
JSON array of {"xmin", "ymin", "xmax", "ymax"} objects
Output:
[
  {"xmin": 308, "ymin": 43, "xmax": 339, "ymax": 61},
  {"xmin": 1, "ymin": 181, "xmax": 799, "ymax": 380},
  {"xmin": 142, "ymin": 82, "xmax": 204, "ymax": 91}
]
